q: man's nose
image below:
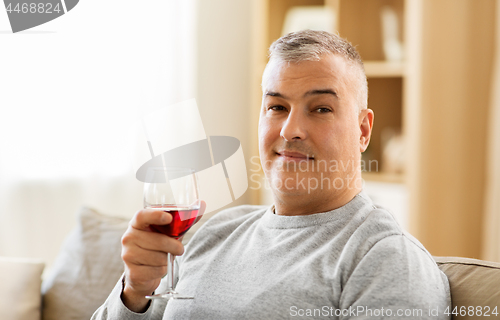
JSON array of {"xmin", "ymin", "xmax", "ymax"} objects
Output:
[{"xmin": 280, "ymin": 110, "xmax": 307, "ymax": 141}]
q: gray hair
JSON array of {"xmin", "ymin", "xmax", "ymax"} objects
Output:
[{"xmin": 265, "ymin": 30, "xmax": 368, "ymax": 111}]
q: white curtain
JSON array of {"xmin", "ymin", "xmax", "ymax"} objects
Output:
[
  {"xmin": 0, "ymin": 0, "xmax": 196, "ymax": 271},
  {"xmin": 482, "ymin": 0, "xmax": 500, "ymax": 262}
]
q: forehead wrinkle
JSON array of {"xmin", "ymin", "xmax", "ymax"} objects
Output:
[{"xmin": 262, "ymin": 56, "xmax": 357, "ymax": 105}]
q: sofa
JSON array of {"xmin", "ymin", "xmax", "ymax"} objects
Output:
[{"xmin": 1, "ymin": 207, "xmax": 499, "ymax": 320}]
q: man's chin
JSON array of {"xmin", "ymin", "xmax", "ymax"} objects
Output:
[
  {"xmin": 267, "ymin": 171, "xmax": 363, "ymax": 196},
  {"xmin": 268, "ymin": 173, "xmax": 321, "ymax": 196}
]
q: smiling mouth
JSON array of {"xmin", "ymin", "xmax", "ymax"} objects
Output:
[{"xmin": 276, "ymin": 151, "xmax": 314, "ymax": 161}]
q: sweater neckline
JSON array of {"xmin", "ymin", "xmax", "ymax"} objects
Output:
[{"xmin": 261, "ymin": 190, "xmax": 372, "ymax": 229}]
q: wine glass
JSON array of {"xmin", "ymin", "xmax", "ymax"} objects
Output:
[{"xmin": 143, "ymin": 167, "xmax": 202, "ymax": 300}]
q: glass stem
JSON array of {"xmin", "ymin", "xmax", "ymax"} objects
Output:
[{"xmin": 167, "ymin": 252, "xmax": 175, "ymax": 292}]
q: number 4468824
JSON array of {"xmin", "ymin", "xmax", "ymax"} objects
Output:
[
  {"xmin": 444, "ymin": 306, "xmax": 498, "ymax": 317},
  {"xmin": 6, "ymin": 3, "xmax": 61, "ymax": 14}
]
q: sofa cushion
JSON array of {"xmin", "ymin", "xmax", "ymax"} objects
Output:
[
  {"xmin": 435, "ymin": 256, "xmax": 500, "ymax": 319},
  {"xmin": 0, "ymin": 257, "xmax": 45, "ymax": 320},
  {"xmin": 41, "ymin": 207, "xmax": 129, "ymax": 320}
]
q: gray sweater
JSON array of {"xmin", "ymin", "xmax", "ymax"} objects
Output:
[{"xmin": 92, "ymin": 191, "xmax": 451, "ymax": 319}]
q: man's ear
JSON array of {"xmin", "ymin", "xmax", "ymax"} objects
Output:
[{"xmin": 359, "ymin": 108, "xmax": 374, "ymax": 152}]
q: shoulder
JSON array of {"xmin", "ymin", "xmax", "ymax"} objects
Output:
[
  {"xmin": 346, "ymin": 202, "xmax": 437, "ymax": 266},
  {"xmin": 346, "ymin": 203, "xmax": 403, "ymax": 249},
  {"xmin": 340, "ymin": 205, "xmax": 451, "ymax": 315}
]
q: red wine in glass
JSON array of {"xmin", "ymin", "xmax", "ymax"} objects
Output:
[
  {"xmin": 143, "ymin": 167, "xmax": 199, "ymax": 300},
  {"xmin": 148, "ymin": 206, "xmax": 200, "ymax": 238}
]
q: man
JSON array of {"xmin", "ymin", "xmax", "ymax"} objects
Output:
[{"xmin": 93, "ymin": 30, "xmax": 451, "ymax": 319}]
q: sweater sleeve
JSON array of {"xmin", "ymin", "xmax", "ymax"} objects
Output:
[
  {"xmin": 91, "ymin": 274, "xmax": 169, "ymax": 320},
  {"xmin": 339, "ymin": 234, "xmax": 451, "ymax": 319}
]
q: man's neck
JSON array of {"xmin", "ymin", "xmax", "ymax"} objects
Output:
[{"xmin": 272, "ymin": 185, "xmax": 361, "ymax": 216}]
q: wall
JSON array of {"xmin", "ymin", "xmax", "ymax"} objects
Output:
[
  {"xmin": 414, "ymin": 0, "xmax": 496, "ymax": 258},
  {"xmin": 195, "ymin": 0, "xmax": 256, "ymax": 209}
]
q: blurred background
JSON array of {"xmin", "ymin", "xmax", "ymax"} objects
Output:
[{"xmin": 0, "ymin": 0, "xmax": 499, "ymax": 272}]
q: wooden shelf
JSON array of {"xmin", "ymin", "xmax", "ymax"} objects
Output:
[
  {"xmin": 252, "ymin": 0, "xmax": 496, "ymax": 257},
  {"xmin": 364, "ymin": 61, "xmax": 405, "ymax": 78},
  {"xmin": 255, "ymin": 0, "xmax": 409, "ymax": 203}
]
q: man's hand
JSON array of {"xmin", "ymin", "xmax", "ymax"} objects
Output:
[{"xmin": 120, "ymin": 209, "xmax": 185, "ymax": 313}]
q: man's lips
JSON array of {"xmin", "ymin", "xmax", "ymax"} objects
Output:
[{"xmin": 276, "ymin": 151, "xmax": 314, "ymax": 161}]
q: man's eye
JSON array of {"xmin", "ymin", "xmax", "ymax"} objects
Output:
[
  {"xmin": 315, "ymin": 107, "xmax": 332, "ymax": 113},
  {"xmin": 268, "ymin": 105, "xmax": 287, "ymax": 111}
]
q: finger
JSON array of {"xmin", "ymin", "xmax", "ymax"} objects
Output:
[
  {"xmin": 136, "ymin": 229, "xmax": 184, "ymax": 255},
  {"xmin": 126, "ymin": 264, "xmax": 168, "ymax": 286},
  {"xmin": 122, "ymin": 228, "xmax": 184, "ymax": 255},
  {"xmin": 122, "ymin": 244, "xmax": 170, "ymax": 267},
  {"xmin": 130, "ymin": 208, "xmax": 173, "ymax": 231}
]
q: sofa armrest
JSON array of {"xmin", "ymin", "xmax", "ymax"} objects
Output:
[
  {"xmin": 0, "ymin": 257, "xmax": 45, "ymax": 320},
  {"xmin": 434, "ymin": 256, "xmax": 500, "ymax": 319}
]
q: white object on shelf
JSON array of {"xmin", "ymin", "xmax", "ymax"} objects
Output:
[
  {"xmin": 282, "ymin": 6, "xmax": 336, "ymax": 36},
  {"xmin": 381, "ymin": 128, "xmax": 406, "ymax": 174},
  {"xmin": 363, "ymin": 180, "xmax": 409, "ymax": 230},
  {"xmin": 381, "ymin": 5, "xmax": 404, "ymax": 62},
  {"xmin": 364, "ymin": 61, "xmax": 405, "ymax": 77}
]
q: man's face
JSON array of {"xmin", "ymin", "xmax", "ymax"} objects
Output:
[{"xmin": 258, "ymin": 54, "xmax": 372, "ymax": 204}]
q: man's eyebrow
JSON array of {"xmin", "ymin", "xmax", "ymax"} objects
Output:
[
  {"xmin": 264, "ymin": 89, "xmax": 337, "ymax": 99},
  {"xmin": 265, "ymin": 91, "xmax": 285, "ymax": 98},
  {"xmin": 304, "ymin": 89, "xmax": 338, "ymax": 97}
]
